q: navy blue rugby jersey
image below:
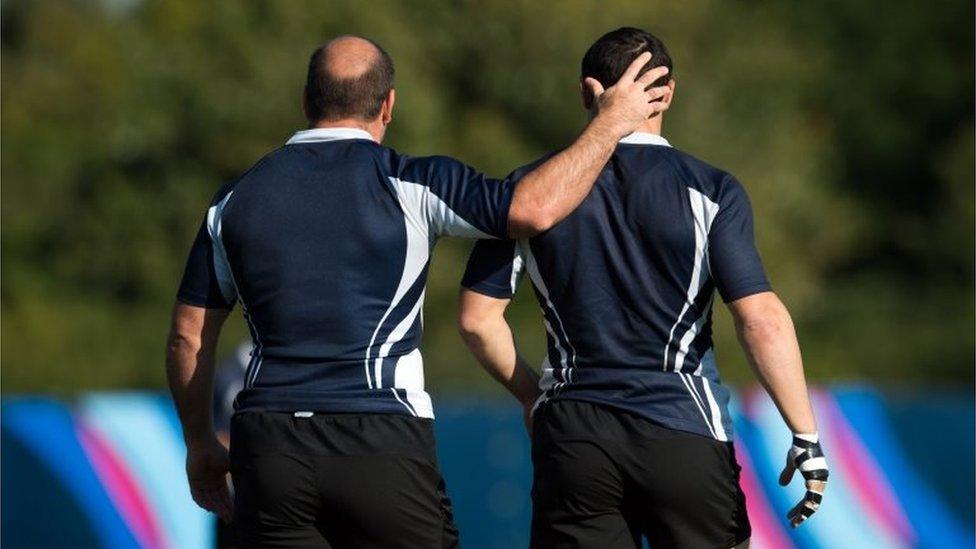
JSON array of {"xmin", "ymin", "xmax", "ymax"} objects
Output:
[
  {"xmin": 177, "ymin": 128, "xmax": 516, "ymax": 418},
  {"xmin": 461, "ymin": 132, "xmax": 771, "ymax": 440}
]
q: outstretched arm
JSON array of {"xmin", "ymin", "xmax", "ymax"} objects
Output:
[
  {"xmin": 507, "ymin": 52, "xmax": 670, "ymax": 237},
  {"xmin": 458, "ymin": 289, "xmax": 541, "ymax": 430},
  {"xmin": 165, "ymin": 302, "xmax": 233, "ymax": 522},
  {"xmin": 729, "ymin": 291, "xmax": 827, "ymax": 527}
]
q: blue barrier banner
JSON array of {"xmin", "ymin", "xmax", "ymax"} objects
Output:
[{"xmin": 2, "ymin": 389, "xmax": 972, "ymax": 549}]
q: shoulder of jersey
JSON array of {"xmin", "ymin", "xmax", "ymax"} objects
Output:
[{"xmin": 635, "ymin": 145, "xmax": 736, "ymax": 193}]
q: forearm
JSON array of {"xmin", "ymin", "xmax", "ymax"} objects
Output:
[
  {"xmin": 733, "ymin": 295, "xmax": 817, "ymax": 434},
  {"xmin": 507, "ymin": 116, "xmax": 623, "ymax": 237},
  {"xmin": 459, "ymin": 316, "xmax": 540, "ymax": 405},
  {"xmin": 165, "ymin": 304, "xmax": 225, "ymax": 446}
]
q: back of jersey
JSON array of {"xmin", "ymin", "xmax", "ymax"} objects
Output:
[
  {"xmin": 462, "ymin": 133, "xmax": 770, "ymax": 440},
  {"xmin": 179, "ymin": 128, "xmax": 515, "ymax": 418}
]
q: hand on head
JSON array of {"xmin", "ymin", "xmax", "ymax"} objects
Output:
[{"xmin": 585, "ymin": 52, "xmax": 671, "ymax": 137}]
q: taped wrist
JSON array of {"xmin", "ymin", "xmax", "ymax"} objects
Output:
[{"xmin": 790, "ymin": 434, "xmax": 829, "ymax": 481}]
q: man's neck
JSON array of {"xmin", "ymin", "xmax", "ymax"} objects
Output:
[
  {"xmin": 635, "ymin": 115, "xmax": 663, "ymax": 135},
  {"xmin": 311, "ymin": 118, "xmax": 385, "ymax": 143},
  {"xmin": 589, "ymin": 112, "xmax": 663, "ymax": 136}
]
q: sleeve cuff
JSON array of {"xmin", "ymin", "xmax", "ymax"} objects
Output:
[{"xmin": 460, "ymin": 281, "xmax": 516, "ymax": 300}]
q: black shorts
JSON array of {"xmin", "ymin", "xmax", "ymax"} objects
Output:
[
  {"xmin": 530, "ymin": 400, "xmax": 750, "ymax": 549},
  {"xmin": 229, "ymin": 411, "xmax": 459, "ymax": 549}
]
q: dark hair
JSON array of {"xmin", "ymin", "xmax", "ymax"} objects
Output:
[
  {"xmin": 581, "ymin": 27, "xmax": 672, "ymax": 89},
  {"xmin": 304, "ymin": 37, "xmax": 395, "ymax": 122}
]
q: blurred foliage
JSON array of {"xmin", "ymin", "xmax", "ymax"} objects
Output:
[{"xmin": 1, "ymin": 0, "xmax": 973, "ymax": 395}]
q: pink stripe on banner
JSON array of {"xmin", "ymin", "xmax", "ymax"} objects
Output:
[
  {"xmin": 77, "ymin": 422, "xmax": 165, "ymax": 549},
  {"xmin": 813, "ymin": 389, "xmax": 915, "ymax": 545},
  {"xmin": 735, "ymin": 440, "xmax": 794, "ymax": 549}
]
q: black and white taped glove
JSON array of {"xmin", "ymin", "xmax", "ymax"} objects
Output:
[{"xmin": 779, "ymin": 433, "xmax": 828, "ymax": 527}]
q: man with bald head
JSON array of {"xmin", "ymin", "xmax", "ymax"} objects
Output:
[{"xmin": 166, "ymin": 34, "xmax": 670, "ymax": 547}]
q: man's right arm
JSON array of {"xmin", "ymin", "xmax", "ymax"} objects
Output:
[
  {"xmin": 397, "ymin": 53, "xmax": 668, "ymax": 242},
  {"xmin": 507, "ymin": 52, "xmax": 670, "ymax": 237}
]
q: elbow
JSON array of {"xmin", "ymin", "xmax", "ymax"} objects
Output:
[
  {"xmin": 166, "ymin": 330, "xmax": 200, "ymax": 359},
  {"xmin": 735, "ymin": 307, "xmax": 793, "ymax": 345},
  {"xmin": 737, "ymin": 316, "xmax": 782, "ymax": 342},
  {"xmin": 457, "ymin": 313, "xmax": 486, "ymax": 343},
  {"xmin": 457, "ymin": 310, "xmax": 499, "ymax": 347},
  {"xmin": 507, "ymin": 204, "xmax": 557, "ymax": 238}
]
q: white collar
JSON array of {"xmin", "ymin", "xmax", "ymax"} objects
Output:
[
  {"xmin": 619, "ymin": 132, "xmax": 670, "ymax": 147},
  {"xmin": 286, "ymin": 127, "xmax": 376, "ymax": 145}
]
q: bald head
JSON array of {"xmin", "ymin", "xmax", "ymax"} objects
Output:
[{"xmin": 305, "ymin": 35, "xmax": 395, "ymax": 123}]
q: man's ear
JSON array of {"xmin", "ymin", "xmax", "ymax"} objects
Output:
[
  {"xmin": 662, "ymin": 79, "xmax": 676, "ymax": 108},
  {"xmin": 580, "ymin": 79, "xmax": 594, "ymax": 111},
  {"xmin": 381, "ymin": 89, "xmax": 396, "ymax": 126}
]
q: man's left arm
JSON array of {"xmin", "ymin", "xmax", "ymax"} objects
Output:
[{"xmin": 711, "ymin": 176, "xmax": 827, "ymax": 527}]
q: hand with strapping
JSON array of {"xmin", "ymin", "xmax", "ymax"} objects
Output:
[{"xmin": 779, "ymin": 433, "xmax": 828, "ymax": 527}]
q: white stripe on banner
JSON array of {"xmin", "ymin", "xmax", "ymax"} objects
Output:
[
  {"xmin": 663, "ymin": 188, "xmax": 719, "ymax": 371},
  {"xmin": 521, "ymin": 241, "xmax": 576, "ymax": 383}
]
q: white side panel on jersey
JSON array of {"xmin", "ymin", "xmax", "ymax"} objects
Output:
[
  {"xmin": 393, "ymin": 349, "xmax": 433, "ymax": 418},
  {"xmin": 673, "ymin": 296, "xmax": 715, "ymax": 371},
  {"xmin": 363, "ymin": 179, "xmax": 431, "ymax": 389},
  {"xmin": 374, "ymin": 289, "xmax": 426, "ymax": 386},
  {"xmin": 678, "ymin": 373, "xmax": 718, "ymax": 439},
  {"xmin": 522, "ymin": 242, "xmax": 576, "ymax": 383},
  {"xmin": 663, "ymin": 188, "xmax": 720, "ymax": 371},
  {"xmin": 206, "ymin": 191, "xmax": 238, "ymax": 303},
  {"xmin": 207, "ymin": 191, "xmax": 266, "ymax": 387},
  {"xmin": 390, "ymin": 177, "xmax": 492, "ymax": 240},
  {"xmin": 393, "ymin": 348, "xmax": 425, "ymax": 391},
  {"xmin": 701, "ymin": 376, "xmax": 728, "ymax": 441}
]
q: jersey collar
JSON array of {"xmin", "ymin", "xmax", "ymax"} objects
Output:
[
  {"xmin": 286, "ymin": 127, "xmax": 376, "ymax": 145},
  {"xmin": 619, "ymin": 132, "xmax": 671, "ymax": 147}
]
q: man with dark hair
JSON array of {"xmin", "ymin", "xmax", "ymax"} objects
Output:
[
  {"xmin": 166, "ymin": 34, "xmax": 671, "ymax": 548},
  {"xmin": 458, "ymin": 27, "xmax": 829, "ymax": 548}
]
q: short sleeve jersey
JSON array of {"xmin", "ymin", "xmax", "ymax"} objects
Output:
[
  {"xmin": 178, "ymin": 128, "xmax": 516, "ymax": 418},
  {"xmin": 461, "ymin": 133, "xmax": 771, "ymax": 440}
]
